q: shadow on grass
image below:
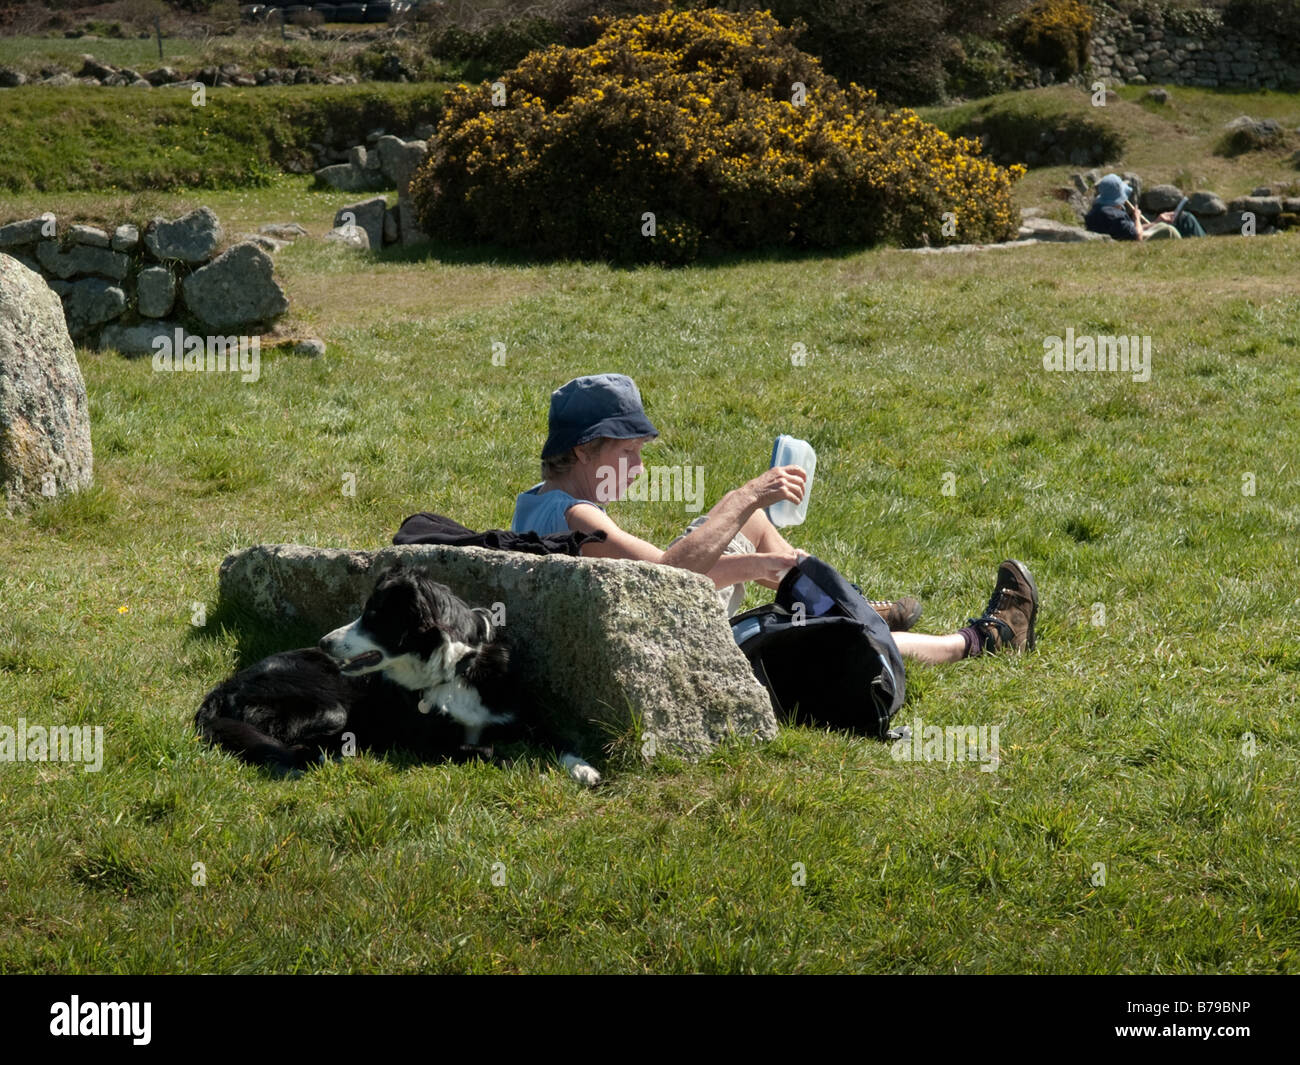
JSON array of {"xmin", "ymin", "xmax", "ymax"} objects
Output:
[
  {"xmin": 184, "ymin": 596, "xmax": 325, "ymax": 670},
  {"xmin": 183, "ymin": 596, "xmax": 612, "ymax": 779}
]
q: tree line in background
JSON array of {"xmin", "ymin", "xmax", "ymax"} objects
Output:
[
  {"xmin": 412, "ymin": 0, "xmax": 1300, "ymax": 103},
  {"xmin": 2, "ymin": 1, "xmax": 1299, "ymax": 103}
]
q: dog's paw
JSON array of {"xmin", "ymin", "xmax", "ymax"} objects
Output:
[
  {"xmin": 268, "ymin": 759, "xmax": 305, "ymax": 780},
  {"xmin": 288, "ymin": 744, "xmax": 319, "ymax": 769},
  {"xmin": 561, "ymin": 754, "xmax": 601, "ymax": 787}
]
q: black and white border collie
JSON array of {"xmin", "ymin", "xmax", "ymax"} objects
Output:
[{"xmin": 195, "ymin": 568, "xmax": 600, "ymax": 785}]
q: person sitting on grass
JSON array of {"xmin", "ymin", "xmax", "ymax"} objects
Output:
[
  {"xmin": 510, "ymin": 373, "xmax": 1038, "ymax": 664},
  {"xmin": 1085, "ymin": 173, "xmax": 1206, "ymax": 241}
]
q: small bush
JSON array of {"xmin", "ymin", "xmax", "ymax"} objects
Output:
[
  {"xmin": 1008, "ymin": 0, "xmax": 1093, "ymax": 81},
  {"xmin": 1162, "ymin": 3, "xmax": 1225, "ymax": 39},
  {"xmin": 725, "ymin": 0, "xmax": 951, "ymax": 105},
  {"xmin": 82, "ymin": 19, "xmax": 129, "ymax": 38},
  {"xmin": 943, "ymin": 35, "xmax": 1033, "ymax": 99},
  {"xmin": 410, "ymin": 7, "xmax": 1024, "ymax": 263},
  {"xmin": 1215, "ymin": 119, "xmax": 1292, "ymax": 157},
  {"xmin": 428, "ymin": 17, "xmax": 569, "ymax": 74},
  {"xmin": 424, "ymin": 1, "xmax": 671, "ymax": 76}
]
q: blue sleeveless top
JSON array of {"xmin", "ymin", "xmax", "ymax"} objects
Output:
[{"xmin": 510, "ymin": 482, "xmax": 606, "ymax": 535}]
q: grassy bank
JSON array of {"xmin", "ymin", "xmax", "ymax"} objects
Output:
[
  {"xmin": 921, "ymin": 84, "xmax": 1300, "ymax": 213},
  {"xmin": 0, "ymin": 82, "xmax": 446, "ymax": 193}
]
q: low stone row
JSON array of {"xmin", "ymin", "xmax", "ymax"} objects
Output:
[
  {"xmin": 316, "ymin": 132, "xmax": 432, "ymax": 249},
  {"xmin": 309, "ymin": 123, "xmax": 436, "ymax": 173},
  {"xmin": 0, "ymin": 55, "xmax": 360, "ymax": 89},
  {"xmin": 0, "ymin": 208, "xmax": 289, "ymax": 351},
  {"xmin": 313, "ymin": 132, "xmax": 429, "ymax": 196}
]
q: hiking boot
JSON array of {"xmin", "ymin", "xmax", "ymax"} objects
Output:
[
  {"xmin": 867, "ymin": 596, "xmax": 923, "ymax": 632},
  {"xmin": 966, "ymin": 560, "xmax": 1038, "ymax": 653}
]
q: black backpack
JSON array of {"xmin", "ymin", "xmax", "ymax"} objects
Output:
[{"xmin": 729, "ymin": 553, "xmax": 906, "ymax": 740}]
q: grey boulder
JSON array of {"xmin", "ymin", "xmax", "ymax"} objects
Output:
[
  {"xmin": 1201, "ymin": 210, "xmax": 1258, "ymax": 236},
  {"xmin": 397, "ymin": 200, "xmax": 428, "ymax": 247},
  {"xmin": 377, "ymin": 136, "xmax": 428, "ymax": 193},
  {"xmin": 333, "ymin": 197, "xmax": 387, "ymax": 253},
  {"xmin": 99, "ymin": 320, "xmax": 191, "ymax": 358},
  {"xmin": 36, "ymin": 240, "xmax": 129, "ymax": 282},
  {"xmin": 324, "ymin": 225, "xmax": 369, "ymax": 250},
  {"xmin": 1187, "ymin": 191, "xmax": 1226, "ymax": 216},
  {"xmin": 61, "ymin": 278, "xmax": 127, "ymax": 339},
  {"xmin": 0, "ymin": 254, "xmax": 94, "ymax": 510},
  {"xmin": 0, "ymin": 215, "xmax": 55, "ymax": 249},
  {"xmin": 181, "ymin": 242, "xmax": 289, "ymax": 331},
  {"xmin": 1016, "ymin": 217, "xmax": 1110, "ymax": 242},
  {"xmin": 259, "ymin": 223, "xmax": 308, "ymax": 240},
  {"xmin": 312, "ymin": 164, "xmax": 388, "ymax": 193},
  {"xmin": 68, "ymin": 225, "xmax": 111, "ymax": 248},
  {"xmin": 1228, "ymin": 195, "xmax": 1283, "ymax": 217},
  {"xmin": 136, "ymin": 265, "xmax": 176, "ymax": 318},
  {"xmin": 144, "ymin": 206, "xmax": 223, "ymax": 264},
  {"xmin": 1139, "ymin": 183, "xmax": 1184, "ymax": 214},
  {"xmin": 112, "ymin": 224, "xmax": 140, "ymax": 252}
]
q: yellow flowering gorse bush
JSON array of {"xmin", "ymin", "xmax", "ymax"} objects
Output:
[
  {"xmin": 1009, "ymin": 0, "xmax": 1094, "ymax": 81},
  {"xmin": 410, "ymin": 7, "xmax": 1025, "ymax": 263}
]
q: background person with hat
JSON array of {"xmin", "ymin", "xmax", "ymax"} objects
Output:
[
  {"xmin": 1085, "ymin": 173, "xmax": 1206, "ymax": 241},
  {"xmin": 511, "ymin": 374, "xmax": 1038, "ymax": 663}
]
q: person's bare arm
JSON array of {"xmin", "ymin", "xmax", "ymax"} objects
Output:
[
  {"xmin": 1129, "ymin": 201, "xmax": 1150, "ymax": 241},
  {"xmin": 658, "ymin": 464, "xmax": 807, "ymax": 573},
  {"xmin": 566, "ymin": 506, "xmax": 794, "ymax": 589},
  {"xmin": 565, "ymin": 465, "xmax": 807, "ymax": 580},
  {"xmin": 709, "ymin": 551, "xmax": 806, "ymax": 590}
]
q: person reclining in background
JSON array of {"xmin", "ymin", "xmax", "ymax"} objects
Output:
[
  {"xmin": 1085, "ymin": 173, "xmax": 1206, "ymax": 241},
  {"xmin": 510, "ymin": 373, "xmax": 1038, "ymax": 665}
]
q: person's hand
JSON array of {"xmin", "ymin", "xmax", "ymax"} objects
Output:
[
  {"xmin": 745, "ymin": 464, "xmax": 807, "ymax": 511},
  {"xmin": 752, "ymin": 550, "xmax": 801, "ymax": 584},
  {"xmin": 1156, "ymin": 210, "xmax": 1175, "ymax": 223}
]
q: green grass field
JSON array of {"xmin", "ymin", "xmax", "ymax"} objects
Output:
[{"xmin": 1, "ymin": 81, "xmax": 1299, "ymax": 973}]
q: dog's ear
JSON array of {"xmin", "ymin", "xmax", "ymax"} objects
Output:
[
  {"xmin": 371, "ymin": 566, "xmax": 410, "ymax": 598},
  {"xmin": 403, "ymin": 572, "xmax": 455, "ymax": 655}
]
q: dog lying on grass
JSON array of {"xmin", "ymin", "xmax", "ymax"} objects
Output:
[{"xmin": 195, "ymin": 568, "xmax": 601, "ymax": 785}]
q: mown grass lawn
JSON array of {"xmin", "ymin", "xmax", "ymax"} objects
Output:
[{"xmin": 2, "ymin": 204, "xmax": 1297, "ymax": 972}]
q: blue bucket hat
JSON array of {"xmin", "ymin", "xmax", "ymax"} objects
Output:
[
  {"xmin": 541, "ymin": 373, "xmax": 659, "ymax": 460},
  {"xmin": 1094, "ymin": 173, "xmax": 1132, "ymax": 206}
]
